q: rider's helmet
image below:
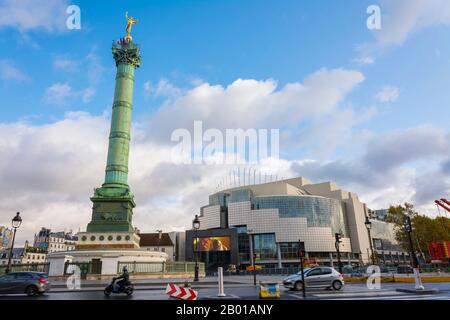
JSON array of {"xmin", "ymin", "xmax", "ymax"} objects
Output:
[{"xmin": 123, "ymin": 266, "xmax": 128, "ymax": 273}]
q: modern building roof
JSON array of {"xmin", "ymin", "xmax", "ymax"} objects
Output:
[{"xmin": 139, "ymin": 233, "xmax": 174, "ymax": 247}]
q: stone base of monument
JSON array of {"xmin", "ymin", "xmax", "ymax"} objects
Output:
[{"xmin": 47, "ymin": 249, "xmax": 167, "ymax": 278}]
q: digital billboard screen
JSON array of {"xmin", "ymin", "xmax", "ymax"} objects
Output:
[{"xmin": 194, "ymin": 236, "xmax": 231, "ymax": 252}]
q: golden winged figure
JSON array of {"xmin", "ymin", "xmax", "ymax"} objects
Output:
[{"xmin": 125, "ymin": 11, "xmax": 139, "ymax": 41}]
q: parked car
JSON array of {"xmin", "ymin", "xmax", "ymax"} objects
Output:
[
  {"xmin": 283, "ymin": 267, "xmax": 344, "ymax": 291},
  {"xmin": 0, "ymin": 272, "xmax": 51, "ymax": 296}
]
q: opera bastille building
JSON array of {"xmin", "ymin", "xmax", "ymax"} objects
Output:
[{"xmin": 186, "ymin": 177, "xmax": 409, "ymax": 271}]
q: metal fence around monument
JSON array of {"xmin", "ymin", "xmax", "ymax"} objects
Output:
[
  {"xmin": 64, "ymin": 261, "xmax": 102, "ymax": 279},
  {"xmin": 0, "ymin": 263, "xmax": 50, "ymax": 275},
  {"xmin": 117, "ymin": 261, "xmax": 205, "ymax": 274}
]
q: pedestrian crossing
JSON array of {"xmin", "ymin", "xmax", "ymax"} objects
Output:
[
  {"xmin": 310, "ymin": 291, "xmax": 450, "ymax": 300},
  {"xmin": 284, "ymin": 288, "xmax": 450, "ymax": 300}
]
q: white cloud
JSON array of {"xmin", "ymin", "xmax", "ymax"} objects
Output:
[
  {"xmin": 5, "ymin": 71, "xmax": 448, "ymax": 245},
  {"xmin": 146, "ymin": 69, "xmax": 364, "ymax": 143},
  {"xmin": 143, "ymin": 78, "xmax": 184, "ymax": 100},
  {"xmin": 0, "ymin": 69, "xmax": 369, "ymax": 244},
  {"xmin": 86, "ymin": 50, "xmax": 106, "ymax": 85},
  {"xmin": 0, "ymin": 0, "xmax": 69, "ymax": 33},
  {"xmin": 43, "ymin": 82, "xmax": 73, "ymax": 105},
  {"xmin": 143, "ymin": 81, "xmax": 153, "ymax": 96},
  {"xmin": 53, "ymin": 56, "xmax": 79, "ymax": 72},
  {"xmin": 374, "ymin": 0, "xmax": 450, "ymax": 47},
  {"xmin": 81, "ymin": 87, "xmax": 95, "ymax": 103},
  {"xmin": 43, "ymin": 82, "xmax": 95, "ymax": 105},
  {"xmin": 375, "ymin": 86, "xmax": 400, "ymax": 103},
  {"xmin": 353, "ymin": 56, "xmax": 375, "ymax": 66},
  {"xmin": 0, "ymin": 59, "xmax": 27, "ymax": 81}
]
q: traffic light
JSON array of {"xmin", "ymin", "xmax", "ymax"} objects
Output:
[
  {"xmin": 335, "ymin": 233, "xmax": 342, "ymax": 243},
  {"xmin": 298, "ymin": 241, "xmax": 305, "ymax": 258},
  {"xmin": 404, "ymin": 216, "xmax": 412, "ymax": 233}
]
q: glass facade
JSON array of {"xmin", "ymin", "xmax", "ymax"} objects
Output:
[
  {"xmin": 238, "ymin": 233, "xmax": 250, "ymax": 262},
  {"xmin": 371, "ymin": 220, "xmax": 402, "ymax": 252},
  {"xmin": 253, "ymin": 234, "xmax": 277, "ymax": 260},
  {"xmin": 229, "ymin": 189, "xmax": 252, "ymax": 203},
  {"xmin": 208, "ymin": 192, "xmax": 228, "ymax": 206},
  {"xmin": 279, "ymin": 242, "xmax": 300, "ymax": 260},
  {"xmin": 252, "ymin": 196, "xmax": 348, "ymax": 236}
]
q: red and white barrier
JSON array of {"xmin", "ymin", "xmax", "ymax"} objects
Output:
[{"xmin": 166, "ymin": 283, "xmax": 198, "ymax": 300}]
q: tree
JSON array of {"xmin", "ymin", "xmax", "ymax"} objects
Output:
[{"xmin": 386, "ymin": 203, "xmax": 450, "ymax": 260}]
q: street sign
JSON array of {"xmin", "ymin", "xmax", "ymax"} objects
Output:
[{"xmin": 165, "ymin": 283, "xmax": 198, "ymax": 300}]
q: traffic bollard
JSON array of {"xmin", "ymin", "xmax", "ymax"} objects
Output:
[{"xmin": 218, "ymin": 267, "xmax": 226, "ymax": 297}]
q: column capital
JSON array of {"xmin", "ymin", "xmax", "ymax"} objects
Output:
[{"xmin": 112, "ymin": 40, "xmax": 141, "ymax": 68}]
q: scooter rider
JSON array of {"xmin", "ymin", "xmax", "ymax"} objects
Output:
[{"xmin": 115, "ymin": 266, "xmax": 130, "ymax": 289}]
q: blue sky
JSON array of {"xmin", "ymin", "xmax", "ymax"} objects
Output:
[
  {"xmin": 2, "ymin": 0, "xmax": 449, "ymax": 129},
  {"xmin": 1, "ymin": 0, "xmax": 450, "ymax": 242}
]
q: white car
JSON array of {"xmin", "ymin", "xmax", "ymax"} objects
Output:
[{"xmin": 283, "ymin": 267, "xmax": 344, "ymax": 291}]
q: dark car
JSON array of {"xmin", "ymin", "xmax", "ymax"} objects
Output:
[{"xmin": 0, "ymin": 272, "xmax": 51, "ymax": 296}]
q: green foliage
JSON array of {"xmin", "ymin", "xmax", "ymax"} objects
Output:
[{"xmin": 386, "ymin": 203, "xmax": 450, "ymax": 258}]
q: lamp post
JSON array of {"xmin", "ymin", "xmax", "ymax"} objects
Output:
[
  {"xmin": 248, "ymin": 229, "xmax": 257, "ymax": 286},
  {"xmin": 298, "ymin": 240, "xmax": 306, "ymax": 298},
  {"xmin": 335, "ymin": 233, "xmax": 343, "ymax": 274},
  {"xmin": 156, "ymin": 229, "xmax": 162, "ymax": 250},
  {"xmin": 365, "ymin": 215, "xmax": 375, "ymax": 265},
  {"xmin": 6, "ymin": 212, "xmax": 22, "ymax": 274},
  {"xmin": 192, "ymin": 215, "xmax": 200, "ymax": 282},
  {"xmin": 404, "ymin": 215, "xmax": 424, "ymax": 290}
]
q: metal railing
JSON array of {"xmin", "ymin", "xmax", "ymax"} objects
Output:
[
  {"xmin": 64, "ymin": 261, "xmax": 102, "ymax": 279},
  {"xmin": 0, "ymin": 263, "xmax": 50, "ymax": 274},
  {"xmin": 220, "ymin": 267, "xmax": 302, "ymax": 277},
  {"xmin": 117, "ymin": 261, "xmax": 205, "ymax": 274}
]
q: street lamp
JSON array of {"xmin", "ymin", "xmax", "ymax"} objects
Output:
[
  {"xmin": 247, "ymin": 229, "xmax": 257, "ymax": 286},
  {"xmin": 6, "ymin": 212, "xmax": 22, "ymax": 274},
  {"xmin": 364, "ymin": 215, "xmax": 375, "ymax": 265},
  {"xmin": 192, "ymin": 215, "xmax": 200, "ymax": 282}
]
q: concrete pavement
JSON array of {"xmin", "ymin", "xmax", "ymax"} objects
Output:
[{"xmin": 1, "ymin": 277, "xmax": 449, "ymax": 300}]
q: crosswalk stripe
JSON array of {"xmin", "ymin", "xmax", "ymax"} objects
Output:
[{"xmin": 323, "ymin": 294, "xmax": 448, "ymax": 300}]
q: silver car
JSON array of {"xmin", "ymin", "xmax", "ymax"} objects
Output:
[
  {"xmin": 283, "ymin": 267, "xmax": 344, "ymax": 291},
  {"xmin": 0, "ymin": 272, "xmax": 51, "ymax": 296}
]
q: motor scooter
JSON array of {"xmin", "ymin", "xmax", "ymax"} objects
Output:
[{"xmin": 104, "ymin": 277, "xmax": 134, "ymax": 296}]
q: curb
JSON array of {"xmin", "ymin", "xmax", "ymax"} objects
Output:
[
  {"xmin": 395, "ymin": 288, "xmax": 440, "ymax": 295},
  {"xmin": 49, "ymin": 284, "xmax": 250, "ymax": 293}
]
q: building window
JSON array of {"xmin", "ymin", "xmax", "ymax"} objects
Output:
[
  {"xmin": 280, "ymin": 242, "xmax": 300, "ymax": 260},
  {"xmin": 252, "ymin": 196, "xmax": 349, "ymax": 236},
  {"xmin": 253, "ymin": 234, "xmax": 277, "ymax": 261},
  {"xmin": 161, "ymin": 248, "xmax": 166, "ymax": 252},
  {"xmin": 238, "ymin": 233, "xmax": 250, "ymax": 262}
]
